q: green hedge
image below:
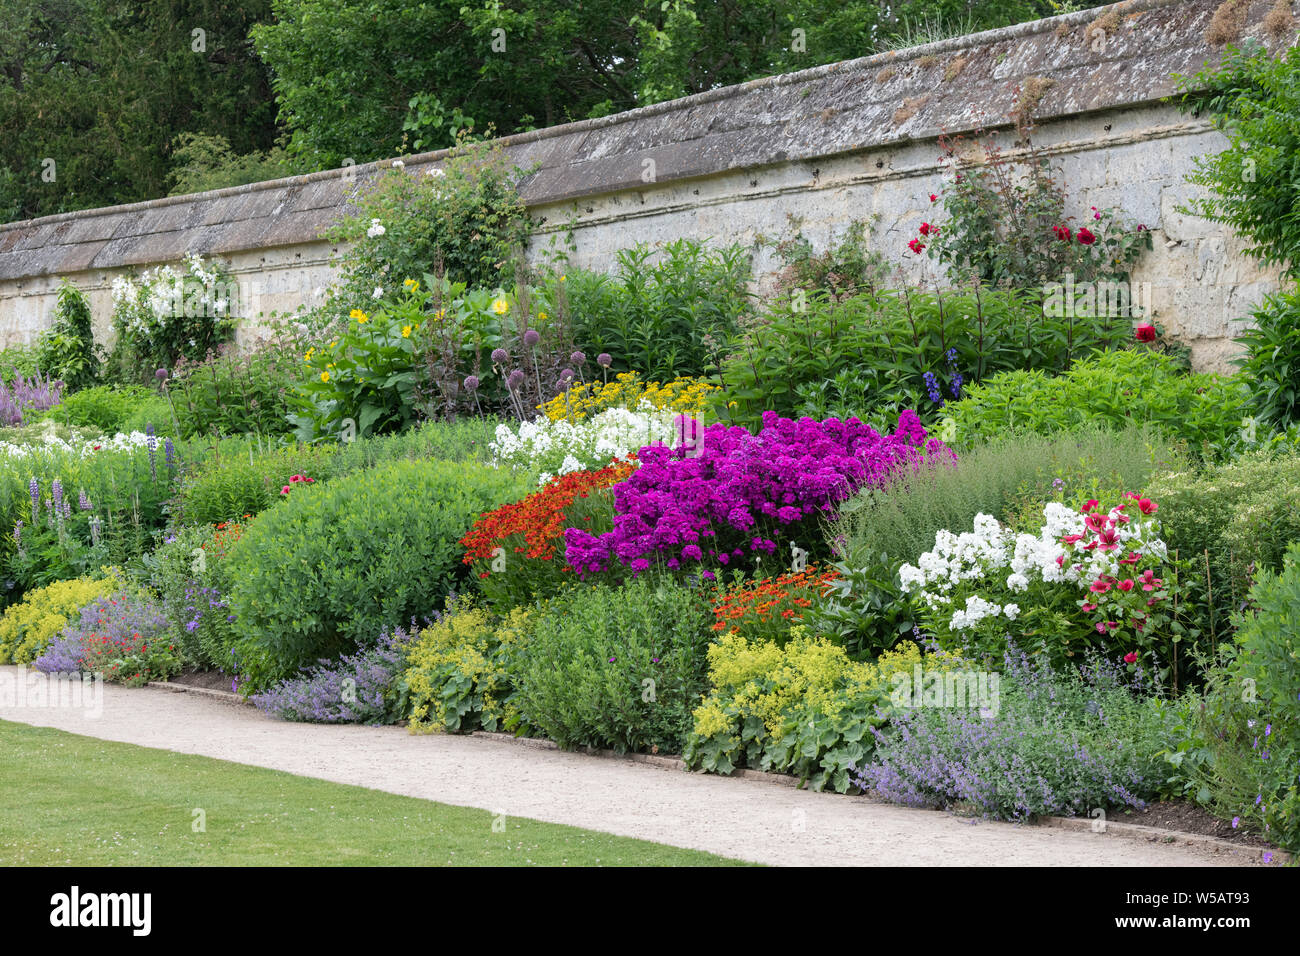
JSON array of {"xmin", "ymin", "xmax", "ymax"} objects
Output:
[{"xmin": 946, "ymin": 349, "xmax": 1251, "ymax": 459}]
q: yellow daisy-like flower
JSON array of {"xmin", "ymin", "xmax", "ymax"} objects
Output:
[
  {"xmin": 559, "ymin": 274, "xmax": 566, "ymax": 282},
  {"xmin": 349, "ymin": 309, "xmax": 368, "ymax": 322},
  {"xmin": 402, "ymin": 325, "xmax": 412, "ymax": 338},
  {"xmin": 329, "ymin": 339, "xmax": 338, "ymax": 348},
  {"xmin": 320, "ymin": 371, "xmax": 330, "ymax": 383},
  {"xmin": 492, "ymin": 298, "xmax": 509, "ymax": 315},
  {"xmin": 304, "ymin": 347, "xmax": 315, "ymax": 362},
  {"xmin": 537, "ymin": 311, "xmax": 548, "ymax": 322},
  {"xmin": 403, "ymin": 278, "xmax": 419, "ymax": 291}
]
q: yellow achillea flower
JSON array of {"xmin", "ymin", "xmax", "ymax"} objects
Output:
[
  {"xmin": 492, "ymin": 298, "xmax": 509, "ymax": 315},
  {"xmin": 538, "ymin": 371, "xmax": 720, "ymax": 422}
]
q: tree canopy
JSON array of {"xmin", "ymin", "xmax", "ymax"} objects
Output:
[{"xmin": 1, "ymin": 0, "xmax": 1096, "ymax": 222}]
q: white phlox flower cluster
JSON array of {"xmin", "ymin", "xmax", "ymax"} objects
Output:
[
  {"xmin": 491, "ymin": 402, "xmax": 677, "ymax": 483},
  {"xmin": 899, "ymin": 500, "xmax": 1168, "ymax": 634}
]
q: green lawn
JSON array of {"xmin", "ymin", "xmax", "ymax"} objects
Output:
[{"xmin": 0, "ymin": 721, "xmax": 749, "ymax": 866}]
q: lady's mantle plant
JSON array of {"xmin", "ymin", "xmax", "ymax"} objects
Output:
[{"xmin": 899, "ymin": 494, "xmax": 1177, "ymax": 668}]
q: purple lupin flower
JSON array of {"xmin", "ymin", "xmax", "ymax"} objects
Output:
[
  {"xmin": 28, "ymin": 477, "xmax": 39, "ymax": 524},
  {"xmin": 146, "ymin": 426, "xmax": 158, "ymax": 482},
  {"xmin": 12, "ymin": 520, "xmax": 21, "ymax": 546},
  {"xmin": 51, "ymin": 478, "xmax": 63, "ymax": 513},
  {"xmin": 164, "ymin": 437, "xmax": 175, "ymax": 469},
  {"xmin": 79, "ymin": 489, "xmax": 91, "ymax": 511}
]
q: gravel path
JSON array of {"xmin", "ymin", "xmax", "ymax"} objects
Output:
[{"xmin": 0, "ymin": 666, "xmax": 1249, "ymax": 867}]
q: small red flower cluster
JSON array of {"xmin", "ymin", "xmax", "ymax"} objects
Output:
[
  {"xmin": 709, "ymin": 566, "xmax": 840, "ymax": 635},
  {"xmin": 280, "ymin": 474, "xmax": 316, "ymax": 495},
  {"xmin": 1053, "ymin": 224, "xmax": 1096, "ymax": 245},
  {"xmin": 907, "ymin": 220, "xmax": 938, "ymax": 254}
]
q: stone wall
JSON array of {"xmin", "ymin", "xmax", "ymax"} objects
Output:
[{"xmin": 0, "ymin": 0, "xmax": 1292, "ymax": 369}]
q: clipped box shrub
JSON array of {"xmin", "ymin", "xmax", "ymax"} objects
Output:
[{"xmin": 225, "ymin": 457, "xmax": 528, "ymax": 691}]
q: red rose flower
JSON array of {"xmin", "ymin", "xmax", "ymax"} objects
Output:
[
  {"xmin": 1053, "ymin": 225, "xmax": 1072, "ymax": 242},
  {"xmin": 919, "ymin": 222, "xmax": 934, "ymax": 236},
  {"xmin": 1134, "ymin": 324, "xmax": 1156, "ymax": 342},
  {"xmin": 1123, "ymin": 651, "xmax": 1138, "ymax": 664},
  {"xmin": 908, "ymin": 238, "xmax": 926, "ymax": 254},
  {"xmin": 1076, "ymin": 227, "xmax": 1096, "ymax": 245}
]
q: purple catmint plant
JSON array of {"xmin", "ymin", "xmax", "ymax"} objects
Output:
[
  {"xmin": 32, "ymin": 632, "xmax": 85, "ymax": 674},
  {"xmin": 252, "ymin": 626, "xmax": 417, "ymax": 724},
  {"xmin": 853, "ymin": 646, "xmax": 1163, "ymax": 820}
]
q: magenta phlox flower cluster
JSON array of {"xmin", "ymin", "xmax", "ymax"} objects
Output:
[{"xmin": 563, "ymin": 409, "xmax": 954, "ymax": 575}]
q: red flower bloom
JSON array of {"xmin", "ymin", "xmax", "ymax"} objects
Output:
[
  {"xmin": 1053, "ymin": 225, "xmax": 1073, "ymax": 242},
  {"xmin": 929, "ymin": 193, "xmax": 937, "ymax": 202},
  {"xmin": 1134, "ymin": 324, "xmax": 1157, "ymax": 343},
  {"xmin": 1123, "ymin": 651, "xmax": 1138, "ymax": 664},
  {"xmin": 908, "ymin": 238, "xmax": 926, "ymax": 254},
  {"xmin": 1076, "ymin": 227, "xmax": 1096, "ymax": 245},
  {"xmin": 919, "ymin": 222, "xmax": 934, "ymax": 236},
  {"xmin": 1137, "ymin": 497, "xmax": 1157, "ymax": 515}
]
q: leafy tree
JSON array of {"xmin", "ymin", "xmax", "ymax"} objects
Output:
[
  {"xmin": 253, "ymin": 0, "xmax": 1100, "ymax": 169},
  {"xmin": 0, "ymin": 1, "xmax": 280, "ymax": 220}
]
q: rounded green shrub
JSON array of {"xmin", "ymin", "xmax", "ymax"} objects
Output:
[
  {"xmin": 35, "ymin": 384, "xmax": 156, "ymax": 434},
  {"xmin": 225, "ymin": 457, "xmax": 528, "ymax": 691},
  {"xmin": 946, "ymin": 348, "xmax": 1251, "ymax": 459},
  {"xmin": 510, "ymin": 577, "xmax": 713, "ymax": 754}
]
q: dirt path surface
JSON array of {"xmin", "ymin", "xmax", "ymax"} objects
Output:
[{"xmin": 0, "ymin": 666, "xmax": 1250, "ymax": 867}]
